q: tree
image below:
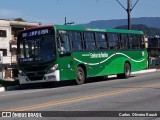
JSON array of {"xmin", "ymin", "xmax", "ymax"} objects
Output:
[
  {"xmin": 14, "ymin": 18, "xmax": 26, "ymax": 22},
  {"xmin": 116, "ymin": 24, "xmax": 160, "ymax": 37}
]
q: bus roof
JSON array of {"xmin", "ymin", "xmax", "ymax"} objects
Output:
[
  {"xmin": 20, "ymin": 24, "xmax": 144, "ymax": 35},
  {"xmin": 20, "ymin": 25, "xmax": 53, "ymax": 32},
  {"xmin": 54, "ymin": 25, "xmax": 144, "ymax": 35}
]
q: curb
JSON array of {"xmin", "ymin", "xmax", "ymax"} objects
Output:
[
  {"xmin": 0, "ymin": 85, "xmax": 21, "ymax": 92},
  {"xmin": 131, "ymin": 69, "xmax": 157, "ymax": 75},
  {"xmin": 0, "ymin": 69, "xmax": 159, "ymax": 92},
  {"xmin": 0, "ymin": 87, "xmax": 5, "ymax": 92}
]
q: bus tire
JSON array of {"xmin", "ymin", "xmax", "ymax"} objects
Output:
[
  {"xmin": 76, "ymin": 66, "xmax": 85, "ymax": 85},
  {"xmin": 117, "ymin": 63, "xmax": 131, "ymax": 79},
  {"xmin": 124, "ymin": 63, "xmax": 131, "ymax": 78}
]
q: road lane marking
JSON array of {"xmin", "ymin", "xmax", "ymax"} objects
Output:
[{"xmin": 5, "ymin": 82, "xmax": 160, "ymax": 111}]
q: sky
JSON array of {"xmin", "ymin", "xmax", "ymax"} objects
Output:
[{"xmin": 0, "ymin": 0, "xmax": 160, "ymax": 25}]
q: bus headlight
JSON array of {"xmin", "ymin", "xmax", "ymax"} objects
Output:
[
  {"xmin": 19, "ymin": 70, "xmax": 26, "ymax": 76},
  {"xmin": 47, "ymin": 64, "xmax": 58, "ymax": 73}
]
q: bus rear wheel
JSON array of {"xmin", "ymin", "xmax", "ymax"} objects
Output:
[
  {"xmin": 76, "ymin": 66, "xmax": 85, "ymax": 85},
  {"xmin": 117, "ymin": 63, "xmax": 131, "ymax": 79}
]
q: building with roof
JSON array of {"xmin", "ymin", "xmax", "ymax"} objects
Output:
[{"xmin": 0, "ymin": 19, "xmax": 39, "ymax": 79}]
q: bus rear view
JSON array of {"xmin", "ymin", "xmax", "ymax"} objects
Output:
[{"xmin": 17, "ymin": 26, "xmax": 59, "ymax": 84}]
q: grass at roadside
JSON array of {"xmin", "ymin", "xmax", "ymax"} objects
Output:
[{"xmin": 0, "ymin": 80, "xmax": 19, "ymax": 87}]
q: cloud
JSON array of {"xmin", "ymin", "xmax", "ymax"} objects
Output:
[{"xmin": 0, "ymin": 9, "xmax": 21, "ymax": 18}]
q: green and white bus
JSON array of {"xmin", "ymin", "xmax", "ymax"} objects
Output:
[{"xmin": 17, "ymin": 25, "xmax": 148, "ymax": 85}]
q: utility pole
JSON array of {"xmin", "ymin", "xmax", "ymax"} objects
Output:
[
  {"xmin": 127, "ymin": 0, "xmax": 131, "ymax": 30},
  {"xmin": 65, "ymin": 17, "xmax": 67, "ymax": 25},
  {"xmin": 64, "ymin": 17, "xmax": 75, "ymax": 25},
  {"xmin": 116, "ymin": 0, "xmax": 140, "ymax": 30}
]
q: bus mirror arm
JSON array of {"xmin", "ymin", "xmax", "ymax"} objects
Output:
[{"xmin": 59, "ymin": 51, "xmax": 71, "ymax": 57}]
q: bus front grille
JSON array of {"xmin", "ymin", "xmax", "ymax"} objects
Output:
[
  {"xmin": 26, "ymin": 71, "xmax": 46, "ymax": 76},
  {"xmin": 26, "ymin": 71, "xmax": 46, "ymax": 81},
  {"xmin": 28, "ymin": 76, "xmax": 44, "ymax": 81},
  {"xmin": 22, "ymin": 64, "xmax": 49, "ymax": 81}
]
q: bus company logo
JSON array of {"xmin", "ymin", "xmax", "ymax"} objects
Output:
[{"xmin": 90, "ymin": 52, "xmax": 108, "ymax": 58}]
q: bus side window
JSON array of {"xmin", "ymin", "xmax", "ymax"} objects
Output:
[
  {"xmin": 120, "ymin": 34, "xmax": 128, "ymax": 49},
  {"xmin": 140, "ymin": 35, "xmax": 145, "ymax": 49},
  {"xmin": 108, "ymin": 33, "xmax": 120, "ymax": 49},
  {"xmin": 96, "ymin": 33, "xmax": 108, "ymax": 50},
  {"xmin": 59, "ymin": 34, "xmax": 70, "ymax": 52},
  {"xmin": 70, "ymin": 31, "xmax": 83, "ymax": 51},
  {"xmin": 130, "ymin": 35, "xmax": 140, "ymax": 49},
  {"xmin": 84, "ymin": 32, "xmax": 96, "ymax": 50},
  {"xmin": 128, "ymin": 35, "xmax": 132, "ymax": 49}
]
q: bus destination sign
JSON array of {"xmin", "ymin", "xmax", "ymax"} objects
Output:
[{"xmin": 22, "ymin": 29, "xmax": 49, "ymax": 38}]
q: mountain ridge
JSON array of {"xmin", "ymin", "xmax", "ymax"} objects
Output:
[{"xmin": 78, "ymin": 17, "xmax": 160, "ymax": 29}]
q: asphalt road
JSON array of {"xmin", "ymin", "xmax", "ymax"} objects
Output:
[{"xmin": 0, "ymin": 71, "xmax": 160, "ymax": 120}]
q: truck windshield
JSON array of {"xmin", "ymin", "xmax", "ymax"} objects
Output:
[{"xmin": 18, "ymin": 28, "xmax": 56, "ymax": 64}]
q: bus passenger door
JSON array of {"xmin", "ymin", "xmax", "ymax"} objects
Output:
[{"xmin": 57, "ymin": 32, "xmax": 73, "ymax": 80}]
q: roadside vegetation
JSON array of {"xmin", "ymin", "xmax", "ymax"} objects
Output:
[{"xmin": 116, "ymin": 24, "xmax": 160, "ymax": 36}]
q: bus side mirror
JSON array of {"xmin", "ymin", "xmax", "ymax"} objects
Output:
[{"xmin": 59, "ymin": 51, "xmax": 71, "ymax": 57}]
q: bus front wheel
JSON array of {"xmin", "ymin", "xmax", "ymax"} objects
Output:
[
  {"xmin": 117, "ymin": 63, "xmax": 131, "ymax": 79},
  {"xmin": 76, "ymin": 66, "xmax": 85, "ymax": 85}
]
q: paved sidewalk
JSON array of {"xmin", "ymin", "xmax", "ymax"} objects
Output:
[
  {"xmin": 131, "ymin": 69, "xmax": 157, "ymax": 75},
  {"xmin": 107, "ymin": 69, "xmax": 157, "ymax": 78},
  {"xmin": 0, "ymin": 69, "xmax": 159, "ymax": 92}
]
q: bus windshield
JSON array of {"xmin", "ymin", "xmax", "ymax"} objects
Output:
[{"xmin": 18, "ymin": 28, "xmax": 56, "ymax": 64}]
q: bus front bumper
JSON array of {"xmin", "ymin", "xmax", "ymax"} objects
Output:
[{"xmin": 18, "ymin": 70, "xmax": 60, "ymax": 84}]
